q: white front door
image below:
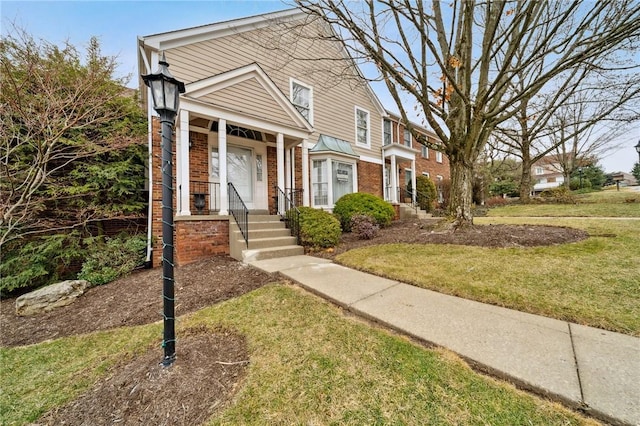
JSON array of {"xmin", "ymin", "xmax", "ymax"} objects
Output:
[{"xmin": 227, "ymin": 145, "xmax": 254, "ymax": 205}]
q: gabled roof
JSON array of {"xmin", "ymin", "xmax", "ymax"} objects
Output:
[
  {"xmin": 183, "ymin": 62, "xmax": 313, "ymax": 133},
  {"xmin": 138, "ymin": 8, "xmax": 387, "ymax": 117},
  {"xmin": 310, "ymin": 134, "xmax": 358, "ymax": 157}
]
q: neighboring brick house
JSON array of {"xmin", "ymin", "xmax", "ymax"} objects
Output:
[
  {"xmin": 531, "ymin": 156, "xmax": 565, "ymax": 194},
  {"xmin": 138, "ymin": 8, "xmax": 450, "ymax": 265}
]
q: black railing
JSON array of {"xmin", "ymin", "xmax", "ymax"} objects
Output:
[
  {"xmin": 275, "ymin": 186, "xmax": 301, "ymax": 245},
  {"xmin": 228, "ymin": 182, "xmax": 249, "ymax": 247},
  {"xmin": 397, "ymin": 186, "xmax": 433, "ymax": 212},
  {"xmin": 180, "ymin": 180, "xmax": 221, "ymax": 214},
  {"xmin": 285, "ymin": 188, "xmax": 303, "ymax": 207}
]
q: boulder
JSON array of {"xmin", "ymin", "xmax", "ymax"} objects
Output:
[{"xmin": 15, "ymin": 280, "xmax": 89, "ymax": 316}]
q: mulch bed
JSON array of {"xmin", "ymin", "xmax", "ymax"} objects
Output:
[{"xmin": 2, "ymin": 220, "xmax": 589, "ymax": 425}]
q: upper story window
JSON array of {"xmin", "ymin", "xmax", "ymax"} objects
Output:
[
  {"xmin": 421, "ymin": 145, "xmax": 429, "ymax": 158},
  {"xmin": 436, "ymin": 151, "xmax": 443, "ymax": 163},
  {"xmin": 383, "ymin": 119, "xmax": 392, "ymax": 146},
  {"xmin": 291, "ymin": 79, "xmax": 312, "ymax": 123},
  {"xmin": 355, "ymin": 107, "xmax": 370, "ymax": 147},
  {"xmin": 535, "ymin": 166, "xmax": 544, "ymax": 175},
  {"xmin": 403, "ymin": 128, "xmax": 411, "ymax": 147}
]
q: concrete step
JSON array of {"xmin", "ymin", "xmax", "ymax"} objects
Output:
[
  {"xmin": 233, "ymin": 228, "xmax": 291, "ymax": 240},
  {"xmin": 248, "ymin": 214, "xmax": 282, "ymax": 222},
  {"xmin": 247, "ymin": 220, "xmax": 286, "ymax": 230},
  {"xmin": 245, "ymin": 235, "xmax": 298, "ymax": 250},
  {"xmin": 242, "ymin": 245, "xmax": 305, "ymax": 262}
]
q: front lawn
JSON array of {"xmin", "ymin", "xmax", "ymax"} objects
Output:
[
  {"xmin": 335, "ymin": 218, "xmax": 640, "ymax": 336},
  {"xmin": 1, "ymin": 285, "xmax": 596, "ymax": 425}
]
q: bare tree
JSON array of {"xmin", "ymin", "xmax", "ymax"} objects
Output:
[
  {"xmin": 0, "ymin": 28, "xmax": 146, "ymax": 248},
  {"xmin": 294, "ymin": 0, "xmax": 640, "ymax": 226}
]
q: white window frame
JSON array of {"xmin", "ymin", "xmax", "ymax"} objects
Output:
[
  {"xmin": 383, "ymin": 119, "xmax": 392, "ymax": 146},
  {"xmin": 403, "ymin": 128, "xmax": 411, "ymax": 147},
  {"xmin": 310, "ymin": 155, "xmax": 358, "ymax": 208},
  {"xmin": 355, "ymin": 106, "xmax": 371, "ymax": 148},
  {"xmin": 421, "ymin": 145, "xmax": 429, "ymax": 158},
  {"xmin": 436, "ymin": 151, "xmax": 443, "ymax": 163},
  {"xmin": 422, "ymin": 171, "xmax": 430, "ymax": 178},
  {"xmin": 290, "ymin": 78, "xmax": 313, "ymax": 124},
  {"xmin": 535, "ymin": 166, "xmax": 544, "ymax": 175}
]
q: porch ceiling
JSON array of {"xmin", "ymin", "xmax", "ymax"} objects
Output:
[{"xmin": 382, "ymin": 143, "xmax": 417, "ymax": 161}]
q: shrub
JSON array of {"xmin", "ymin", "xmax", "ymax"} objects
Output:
[
  {"xmin": 489, "ymin": 180, "xmax": 519, "ymax": 197},
  {"xmin": 416, "ymin": 175, "xmax": 437, "ymax": 212},
  {"xmin": 333, "ymin": 193, "xmax": 395, "ymax": 232},
  {"xmin": 350, "ymin": 214, "xmax": 379, "ymax": 240},
  {"xmin": 485, "ymin": 196, "xmax": 510, "ymax": 207},
  {"xmin": 78, "ymin": 233, "xmax": 147, "ymax": 286},
  {"xmin": 296, "ymin": 207, "xmax": 341, "ymax": 249},
  {"xmin": 538, "ymin": 186, "xmax": 577, "ymax": 204}
]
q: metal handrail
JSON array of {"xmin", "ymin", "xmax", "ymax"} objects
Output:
[
  {"xmin": 187, "ymin": 180, "xmax": 221, "ymax": 214},
  {"xmin": 228, "ymin": 182, "xmax": 249, "ymax": 247},
  {"xmin": 398, "ymin": 187, "xmax": 433, "ymax": 212},
  {"xmin": 275, "ymin": 186, "xmax": 301, "ymax": 245}
]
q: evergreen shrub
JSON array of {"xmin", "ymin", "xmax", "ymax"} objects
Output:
[
  {"xmin": 296, "ymin": 207, "xmax": 341, "ymax": 249},
  {"xmin": 333, "ymin": 193, "xmax": 395, "ymax": 232}
]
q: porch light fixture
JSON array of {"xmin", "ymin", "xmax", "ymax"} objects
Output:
[
  {"xmin": 635, "ymin": 140, "xmax": 640, "ymax": 162},
  {"xmin": 142, "ymin": 52, "xmax": 185, "ymax": 368}
]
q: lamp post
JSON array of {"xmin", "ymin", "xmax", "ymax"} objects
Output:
[
  {"xmin": 578, "ymin": 167, "xmax": 583, "ymax": 189},
  {"xmin": 142, "ymin": 53, "xmax": 185, "ymax": 367},
  {"xmin": 635, "ymin": 140, "xmax": 640, "ymax": 163}
]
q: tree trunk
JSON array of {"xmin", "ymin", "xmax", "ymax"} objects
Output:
[
  {"xmin": 448, "ymin": 159, "xmax": 474, "ymax": 228},
  {"xmin": 520, "ymin": 163, "xmax": 532, "ymax": 202}
]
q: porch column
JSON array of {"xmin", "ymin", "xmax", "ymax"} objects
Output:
[
  {"xmin": 390, "ymin": 154, "xmax": 398, "ymax": 203},
  {"xmin": 411, "ymin": 158, "xmax": 417, "ymax": 204},
  {"xmin": 277, "ymin": 133, "xmax": 285, "ymax": 191},
  {"xmin": 177, "ymin": 109, "xmax": 191, "ymax": 216},
  {"xmin": 285, "ymin": 146, "xmax": 292, "ymax": 191},
  {"xmin": 218, "ymin": 119, "xmax": 228, "ymax": 215},
  {"xmin": 302, "ymin": 139, "xmax": 310, "ymax": 206}
]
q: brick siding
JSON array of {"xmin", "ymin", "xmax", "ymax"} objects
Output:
[{"xmin": 175, "ymin": 218, "xmax": 229, "ymax": 265}]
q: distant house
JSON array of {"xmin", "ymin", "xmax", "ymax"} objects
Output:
[
  {"xmin": 531, "ymin": 156, "xmax": 565, "ymax": 194},
  {"xmin": 610, "ymin": 172, "xmax": 638, "ymax": 187},
  {"xmin": 137, "ymin": 8, "xmax": 450, "ymax": 266}
]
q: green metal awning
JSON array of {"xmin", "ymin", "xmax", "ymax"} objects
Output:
[{"xmin": 310, "ymin": 134, "xmax": 358, "ymax": 157}]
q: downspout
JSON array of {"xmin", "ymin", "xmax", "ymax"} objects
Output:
[{"xmin": 139, "ymin": 40, "xmax": 154, "ymax": 265}]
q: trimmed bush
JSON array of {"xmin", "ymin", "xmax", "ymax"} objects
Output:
[
  {"xmin": 296, "ymin": 206, "xmax": 341, "ymax": 249},
  {"xmin": 351, "ymin": 214, "xmax": 379, "ymax": 239},
  {"xmin": 333, "ymin": 193, "xmax": 395, "ymax": 232},
  {"xmin": 538, "ymin": 186, "xmax": 577, "ymax": 204},
  {"xmin": 416, "ymin": 175, "xmax": 437, "ymax": 212},
  {"xmin": 78, "ymin": 233, "xmax": 147, "ymax": 286}
]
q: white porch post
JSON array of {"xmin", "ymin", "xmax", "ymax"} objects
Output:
[
  {"xmin": 411, "ymin": 158, "xmax": 417, "ymax": 204},
  {"xmin": 390, "ymin": 154, "xmax": 398, "ymax": 203},
  {"xmin": 177, "ymin": 109, "xmax": 191, "ymax": 215},
  {"xmin": 285, "ymin": 146, "xmax": 292, "ymax": 191},
  {"xmin": 302, "ymin": 139, "xmax": 310, "ymax": 206},
  {"xmin": 218, "ymin": 119, "xmax": 228, "ymax": 215},
  {"xmin": 276, "ymin": 133, "xmax": 285, "ymax": 191}
]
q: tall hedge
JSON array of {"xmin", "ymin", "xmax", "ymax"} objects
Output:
[{"xmin": 333, "ymin": 193, "xmax": 395, "ymax": 232}]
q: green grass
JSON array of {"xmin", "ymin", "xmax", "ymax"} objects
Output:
[
  {"xmin": 336, "ymin": 218, "xmax": 640, "ymax": 336},
  {"xmin": 1, "ymin": 285, "xmax": 597, "ymax": 425},
  {"xmin": 488, "ymin": 189, "xmax": 640, "ymax": 217}
]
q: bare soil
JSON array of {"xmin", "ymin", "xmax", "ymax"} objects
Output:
[{"xmin": 2, "ymin": 221, "xmax": 588, "ymax": 425}]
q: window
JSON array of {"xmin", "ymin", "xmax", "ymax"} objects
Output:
[
  {"xmin": 291, "ymin": 79, "xmax": 312, "ymax": 123},
  {"xmin": 421, "ymin": 145, "xmax": 429, "ymax": 158},
  {"xmin": 535, "ymin": 167, "xmax": 544, "ymax": 175},
  {"xmin": 256, "ymin": 154, "xmax": 263, "ymax": 182},
  {"xmin": 403, "ymin": 128, "xmax": 411, "ymax": 147},
  {"xmin": 312, "ymin": 160, "xmax": 328, "ymax": 206},
  {"xmin": 210, "ymin": 148, "xmax": 219, "ymax": 178},
  {"xmin": 355, "ymin": 107, "xmax": 370, "ymax": 146},
  {"xmin": 422, "ymin": 172, "xmax": 430, "ymax": 178},
  {"xmin": 312, "ymin": 158, "xmax": 357, "ymax": 207},
  {"xmin": 383, "ymin": 119, "xmax": 392, "ymax": 146},
  {"xmin": 436, "ymin": 151, "xmax": 443, "ymax": 163}
]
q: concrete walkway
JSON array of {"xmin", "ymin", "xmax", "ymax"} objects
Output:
[{"xmin": 249, "ymin": 255, "xmax": 640, "ymax": 426}]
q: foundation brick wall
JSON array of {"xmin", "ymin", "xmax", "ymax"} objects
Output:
[
  {"xmin": 358, "ymin": 160, "xmax": 383, "ymax": 198},
  {"xmin": 175, "ymin": 218, "xmax": 229, "ymax": 265}
]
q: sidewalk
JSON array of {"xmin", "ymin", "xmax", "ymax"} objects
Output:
[{"xmin": 250, "ymin": 255, "xmax": 640, "ymax": 426}]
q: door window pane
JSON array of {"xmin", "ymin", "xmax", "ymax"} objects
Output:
[
  {"xmin": 210, "ymin": 148, "xmax": 219, "ymax": 178},
  {"xmin": 227, "ymin": 146, "xmax": 253, "ymax": 202}
]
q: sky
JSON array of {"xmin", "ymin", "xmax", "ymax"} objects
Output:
[{"xmin": 2, "ymin": 0, "xmax": 639, "ymax": 173}]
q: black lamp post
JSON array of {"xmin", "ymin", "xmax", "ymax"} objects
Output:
[
  {"xmin": 578, "ymin": 167, "xmax": 583, "ymax": 189},
  {"xmin": 635, "ymin": 140, "xmax": 640, "ymax": 163},
  {"xmin": 142, "ymin": 52, "xmax": 185, "ymax": 367}
]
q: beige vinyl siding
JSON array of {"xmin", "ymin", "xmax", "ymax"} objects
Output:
[
  {"xmin": 162, "ymin": 18, "xmax": 383, "ymax": 157},
  {"xmin": 200, "ymin": 77, "xmax": 293, "ymax": 126}
]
